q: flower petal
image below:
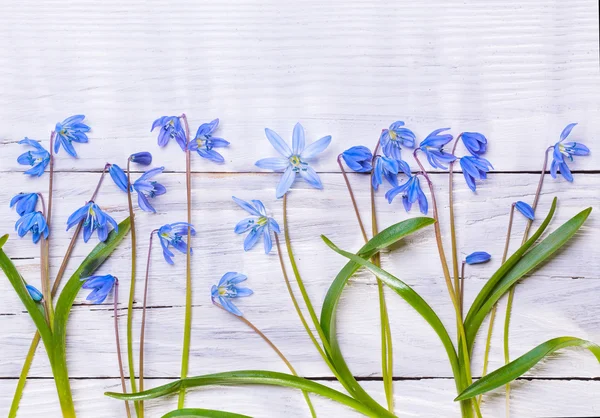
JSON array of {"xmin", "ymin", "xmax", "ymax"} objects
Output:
[
  {"xmin": 292, "ymin": 123, "xmax": 305, "ymax": 155},
  {"xmin": 276, "ymin": 166, "xmax": 296, "ymax": 199},
  {"xmin": 301, "ymin": 135, "xmax": 332, "ymax": 159},
  {"xmin": 299, "ymin": 166, "xmax": 323, "ymax": 189},
  {"xmin": 265, "ymin": 128, "xmax": 292, "ymax": 157},
  {"xmin": 255, "ymin": 157, "xmax": 289, "ymax": 171}
]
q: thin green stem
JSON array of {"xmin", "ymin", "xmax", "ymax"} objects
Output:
[
  {"xmin": 114, "ymin": 280, "xmax": 132, "ymax": 418},
  {"xmin": 448, "ymin": 135, "xmax": 463, "ymax": 306},
  {"xmin": 40, "ymin": 131, "xmax": 56, "ymax": 330},
  {"xmin": 337, "ymin": 154, "xmax": 369, "ymax": 242},
  {"xmin": 139, "ymin": 231, "xmax": 157, "ymax": 415},
  {"xmin": 178, "ymin": 113, "xmax": 193, "ymax": 409}
]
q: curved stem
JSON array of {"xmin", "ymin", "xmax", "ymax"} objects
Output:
[
  {"xmin": 139, "ymin": 230, "xmax": 157, "ymax": 413},
  {"xmin": 114, "ymin": 280, "xmax": 132, "ymax": 418},
  {"xmin": 337, "ymin": 154, "xmax": 368, "ymax": 242},
  {"xmin": 178, "ymin": 113, "xmax": 193, "ymax": 409}
]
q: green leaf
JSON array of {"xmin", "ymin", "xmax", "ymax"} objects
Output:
[
  {"xmin": 465, "ymin": 206, "xmax": 592, "ymax": 348},
  {"xmin": 0, "ymin": 234, "xmax": 8, "ymax": 249},
  {"xmin": 456, "ymin": 337, "xmax": 600, "ymax": 401},
  {"xmin": 105, "ymin": 370, "xmax": 380, "ymax": 418},
  {"xmin": 161, "ymin": 409, "xmax": 252, "ymax": 418}
]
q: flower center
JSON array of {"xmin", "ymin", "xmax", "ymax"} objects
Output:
[
  {"xmin": 389, "ymin": 130, "xmax": 397, "ymax": 141},
  {"xmin": 257, "ymin": 216, "xmax": 268, "ymax": 226},
  {"xmin": 289, "ymin": 155, "xmax": 302, "ymax": 167}
]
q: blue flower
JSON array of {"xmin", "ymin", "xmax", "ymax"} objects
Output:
[
  {"xmin": 419, "ymin": 128, "xmax": 457, "ymax": 170},
  {"xmin": 341, "ymin": 146, "xmax": 373, "ymax": 173},
  {"xmin": 380, "ymin": 121, "xmax": 416, "ymax": 161},
  {"xmin": 372, "ymin": 156, "xmax": 398, "ymax": 190},
  {"xmin": 108, "ymin": 164, "xmax": 132, "ymax": 193},
  {"xmin": 255, "ymin": 123, "xmax": 332, "ymax": 198},
  {"xmin": 54, "ymin": 115, "xmax": 90, "ymax": 157},
  {"xmin": 133, "ymin": 167, "xmax": 166, "ymax": 213},
  {"xmin": 66, "ymin": 202, "xmax": 118, "ymax": 243},
  {"xmin": 80, "ymin": 275, "xmax": 117, "ymax": 304},
  {"xmin": 460, "ymin": 156, "xmax": 493, "ymax": 192},
  {"xmin": 10, "ymin": 193, "xmax": 39, "ymax": 216},
  {"xmin": 152, "ymin": 116, "xmax": 187, "ymax": 151},
  {"xmin": 461, "ymin": 132, "xmax": 488, "ymax": 156},
  {"xmin": 17, "ymin": 138, "xmax": 50, "ymax": 177},
  {"xmin": 188, "ymin": 118, "xmax": 230, "ymax": 163},
  {"xmin": 26, "ymin": 284, "xmax": 43, "ymax": 302},
  {"xmin": 385, "ymin": 175, "xmax": 428, "ymax": 214},
  {"xmin": 550, "ymin": 123, "xmax": 590, "ymax": 182},
  {"xmin": 15, "ymin": 211, "xmax": 49, "ymax": 244},
  {"xmin": 515, "ymin": 201, "xmax": 535, "ymax": 220},
  {"xmin": 211, "ymin": 272, "xmax": 253, "ymax": 316},
  {"xmin": 232, "ymin": 197, "xmax": 280, "ymax": 254},
  {"xmin": 466, "ymin": 252, "xmax": 491, "ymax": 265},
  {"xmin": 130, "ymin": 152, "xmax": 153, "ymax": 166},
  {"xmin": 157, "ymin": 222, "xmax": 196, "ymax": 265}
]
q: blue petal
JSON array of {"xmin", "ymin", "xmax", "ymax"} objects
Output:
[
  {"xmin": 292, "ymin": 123, "xmax": 305, "ymax": 155},
  {"xmin": 255, "ymin": 157, "xmax": 290, "ymax": 171},
  {"xmin": 265, "ymin": 128, "xmax": 292, "ymax": 158},
  {"xmin": 234, "ymin": 217, "xmax": 256, "ymax": 234},
  {"xmin": 466, "ymin": 251, "xmax": 491, "ymax": 265},
  {"xmin": 66, "ymin": 204, "xmax": 90, "ymax": 230},
  {"xmin": 109, "ymin": 164, "xmax": 131, "ymax": 193},
  {"xmin": 301, "ymin": 135, "xmax": 332, "ymax": 159},
  {"xmin": 232, "ymin": 196, "xmax": 261, "ymax": 216},
  {"xmin": 137, "ymin": 192, "xmax": 156, "ymax": 213},
  {"xmin": 244, "ymin": 227, "xmax": 262, "ymax": 251},
  {"xmin": 560, "ymin": 123, "xmax": 577, "ymax": 141},
  {"xmin": 219, "ymin": 296, "xmax": 243, "ymax": 316},
  {"xmin": 276, "ymin": 166, "xmax": 296, "ymax": 199},
  {"xmin": 137, "ymin": 166, "xmax": 164, "ymax": 182},
  {"xmin": 197, "ymin": 148, "xmax": 225, "ymax": 163},
  {"xmin": 263, "ymin": 228, "xmax": 273, "ymax": 254},
  {"xmin": 299, "ymin": 166, "xmax": 323, "ymax": 189},
  {"xmin": 26, "ymin": 284, "xmax": 43, "ymax": 302},
  {"xmin": 515, "ymin": 201, "xmax": 535, "ymax": 220}
]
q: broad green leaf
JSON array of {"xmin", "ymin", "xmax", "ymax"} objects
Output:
[
  {"xmin": 0, "ymin": 234, "xmax": 8, "ymax": 249},
  {"xmin": 465, "ymin": 207, "xmax": 592, "ymax": 348},
  {"xmin": 105, "ymin": 370, "xmax": 380, "ymax": 418},
  {"xmin": 456, "ymin": 337, "xmax": 600, "ymax": 401},
  {"xmin": 162, "ymin": 409, "xmax": 252, "ymax": 418}
]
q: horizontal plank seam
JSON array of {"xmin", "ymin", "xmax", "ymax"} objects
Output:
[{"xmin": 1, "ymin": 170, "xmax": 599, "ymax": 175}]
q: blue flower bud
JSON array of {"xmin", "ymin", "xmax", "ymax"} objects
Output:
[
  {"xmin": 130, "ymin": 152, "xmax": 153, "ymax": 166},
  {"xmin": 26, "ymin": 284, "xmax": 43, "ymax": 302},
  {"xmin": 461, "ymin": 132, "xmax": 488, "ymax": 156}
]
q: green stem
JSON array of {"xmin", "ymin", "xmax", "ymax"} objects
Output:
[
  {"xmin": 40, "ymin": 131, "xmax": 56, "ymax": 330},
  {"xmin": 178, "ymin": 113, "xmax": 193, "ymax": 408},
  {"xmin": 448, "ymin": 135, "xmax": 463, "ymax": 307},
  {"xmin": 114, "ymin": 280, "xmax": 132, "ymax": 417},
  {"xmin": 139, "ymin": 230, "xmax": 157, "ymax": 414}
]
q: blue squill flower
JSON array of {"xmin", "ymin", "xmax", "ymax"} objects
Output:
[
  {"xmin": 515, "ymin": 201, "xmax": 535, "ymax": 220},
  {"xmin": 54, "ymin": 115, "xmax": 90, "ymax": 157},
  {"xmin": 372, "ymin": 156, "xmax": 399, "ymax": 190},
  {"xmin": 341, "ymin": 146, "xmax": 373, "ymax": 173},
  {"xmin": 10, "ymin": 193, "xmax": 39, "ymax": 216},
  {"xmin": 129, "ymin": 152, "xmax": 153, "ymax": 166},
  {"xmin": 550, "ymin": 123, "xmax": 590, "ymax": 182},
  {"xmin": 133, "ymin": 167, "xmax": 166, "ymax": 212},
  {"xmin": 461, "ymin": 132, "xmax": 488, "ymax": 156},
  {"xmin": 158, "ymin": 222, "xmax": 196, "ymax": 265},
  {"xmin": 466, "ymin": 252, "xmax": 491, "ymax": 265},
  {"xmin": 17, "ymin": 138, "xmax": 50, "ymax": 177},
  {"xmin": 232, "ymin": 197, "xmax": 280, "ymax": 254},
  {"xmin": 460, "ymin": 156, "xmax": 493, "ymax": 192},
  {"xmin": 419, "ymin": 128, "xmax": 457, "ymax": 170},
  {"xmin": 188, "ymin": 119, "xmax": 230, "ymax": 163},
  {"xmin": 380, "ymin": 121, "xmax": 416, "ymax": 161},
  {"xmin": 66, "ymin": 202, "xmax": 118, "ymax": 243},
  {"xmin": 385, "ymin": 175, "xmax": 428, "ymax": 214},
  {"xmin": 211, "ymin": 272, "xmax": 253, "ymax": 316},
  {"xmin": 26, "ymin": 284, "xmax": 43, "ymax": 302},
  {"xmin": 15, "ymin": 211, "xmax": 49, "ymax": 244},
  {"xmin": 108, "ymin": 164, "xmax": 132, "ymax": 193},
  {"xmin": 255, "ymin": 123, "xmax": 332, "ymax": 198},
  {"xmin": 80, "ymin": 275, "xmax": 117, "ymax": 304},
  {"xmin": 152, "ymin": 116, "xmax": 187, "ymax": 151}
]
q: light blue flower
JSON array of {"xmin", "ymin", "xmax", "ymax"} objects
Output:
[
  {"xmin": 461, "ymin": 132, "xmax": 488, "ymax": 156},
  {"xmin": 80, "ymin": 275, "xmax": 117, "ymax": 304},
  {"xmin": 255, "ymin": 123, "xmax": 332, "ymax": 198},
  {"xmin": 152, "ymin": 116, "xmax": 187, "ymax": 151},
  {"xmin": 157, "ymin": 222, "xmax": 196, "ymax": 265},
  {"xmin": 54, "ymin": 115, "xmax": 90, "ymax": 157},
  {"xmin": 188, "ymin": 118, "xmax": 230, "ymax": 163},
  {"xmin": 550, "ymin": 123, "xmax": 590, "ymax": 182},
  {"xmin": 385, "ymin": 175, "xmax": 428, "ymax": 214},
  {"xmin": 466, "ymin": 252, "xmax": 491, "ymax": 265},
  {"xmin": 10, "ymin": 193, "xmax": 39, "ymax": 216},
  {"xmin": 133, "ymin": 167, "xmax": 166, "ymax": 213},
  {"xmin": 17, "ymin": 138, "xmax": 50, "ymax": 177},
  {"xmin": 211, "ymin": 272, "xmax": 253, "ymax": 316},
  {"xmin": 66, "ymin": 202, "xmax": 118, "ymax": 243},
  {"xmin": 108, "ymin": 164, "xmax": 132, "ymax": 193},
  {"xmin": 460, "ymin": 156, "xmax": 493, "ymax": 192},
  {"xmin": 232, "ymin": 197, "xmax": 280, "ymax": 254},
  {"xmin": 515, "ymin": 201, "xmax": 535, "ymax": 220},
  {"xmin": 15, "ymin": 211, "xmax": 49, "ymax": 244},
  {"xmin": 130, "ymin": 152, "xmax": 153, "ymax": 166},
  {"xmin": 419, "ymin": 128, "xmax": 457, "ymax": 170},
  {"xmin": 380, "ymin": 121, "xmax": 416, "ymax": 161},
  {"xmin": 26, "ymin": 284, "xmax": 43, "ymax": 302},
  {"xmin": 372, "ymin": 156, "xmax": 399, "ymax": 190},
  {"xmin": 341, "ymin": 146, "xmax": 373, "ymax": 173}
]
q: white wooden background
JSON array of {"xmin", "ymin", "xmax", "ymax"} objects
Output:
[{"xmin": 0, "ymin": 0, "xmax": 599, "ymax": 417}]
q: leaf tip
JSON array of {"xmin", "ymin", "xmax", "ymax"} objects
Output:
[{"xmin": 0, "ymin": 234, "xmax": 8, "ymax": 249}]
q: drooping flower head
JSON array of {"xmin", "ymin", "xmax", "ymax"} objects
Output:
[
  {"xmin": 371, "ymin": 156, "xmax": 399, "ymax": 190},
  {"xmin": 385, "ymin": 174, "xmax": 428, "ymax": 214},
  {"xmin": 380, "ymin": 121, "xmax": 416, "ymax": 161},
  {"xmin": 341, "ymin": 146, "xmax": 373, "ymax": 173},
  {"xmin": 10, "ymin": 193, "xmax": 39, "ymax": 216},
  {"xmin": 211, "ymin": 272, "xmax": 253, "ymax": 316},
  {"xmin": 151, "ymin": 116, "xmax": 186, "ymax": 151},
  {"xmin": 133, "ymin": 167, "xmax": 167, "ymax": 213},
  {"xmin": 232, "ymin": 197, "xmax": 280, "ymax": 254},
  {"xmin": 80, "ymin": 275, "xmax": 117, "ymax": 304},
  {"xmin": 465, "ymin": 252, "xmax": 491, "ymax": 265},
  {"xmin": 157, "ymin": 222, "xmax": 196, "ymax": 265},
  {"xmin": 54, "ymin": 115, "xmax": 90, "ymax": 157},
  {"xmin": 15, "ymin": 211, "xmax": 49, "ymax": 244},
  {"xmin": 461, "ymin": 132, "xmax": 488, "ymax": 156},
  {"xmin": 550, "ymin": 123, "xmax": 590, "ymax": 182},
  {"xmin": 419, "ymin": 128, "xmax": 457, "ymax": 170},
  {"xmin": 188, "ymin": 118, "xmax": 230, "ymax": 163},
  {"xmin": 460, "ymin": 156, "xmax": 493, "ymax": 192},
  {"xmin": 66, "ymin": 202, "xmax": 118, "ymax": 243},
  {"xmin": 129, "ymin": 152, "xmax": 153, "ymax": 166},
  {"xmin": 17, "ymin": 138, "xmax": 50, "ymax": 177},
  {"xmin": 515, "ymin": 201, "xmax": 535, "ymax": 220},
  {"xmin": 26, "ymin": 284, "xmax": 43, "ymax": 302},
  {"xmin": 255, "ymin": 123, "xmax": 332, "ymax": 198}
]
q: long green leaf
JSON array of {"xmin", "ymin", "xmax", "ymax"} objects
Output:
[
  {"xmin": 456, "ymin": 337, "xmax": 600, "ymax": 401},
  {"xmin": 162, "ymin": 409, "xmax": 252, "ymax": 418},
  {"xmin": 465, "ymin": 207, "xmax": 592, "ymax": 347},
  {"xmin": 105, "ymin": 370, "xmax": 379, "ymax": 417}
]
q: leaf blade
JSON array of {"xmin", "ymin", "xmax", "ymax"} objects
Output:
[{"xmin": 161, "ymin": 409, "xmax": 252, "ymax": 418}]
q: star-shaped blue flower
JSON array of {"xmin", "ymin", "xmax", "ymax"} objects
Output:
[
  {"xmin": 10, "ymin": 193, "xmax": 39, "ymax": 216},
  {"xmin": 66, "ymin": 202, "xmax": 118, "ymax": 243},
  {"xmin": 550, "ymin": 123, "xmax": 590, "ymax": 182},
  {"xmin": 152, "ymin": 116, "xmax": 187, "ymax": 151},
  {"xmin": 188, "ymin": 118, "xmax": 230, "ymax": 163},
  {"xmin": 211, "ymin": 272, "xmax": 253, "ymax": 316},
  {"xmin": 419, "ymin": 128, "xmax": 457, "ymax": 170},
  {"xmin": 157, "ymin": 222, "xmax": 196, "ymax": 265},
  {"xmin": 54, "ymin": 115, "xmax": 90, "ymax": 157},
  {"xmin": 232, "ymin": 197, "xmax": 280, "ymax": 254},
  {"xmin": 17, "ymin": 138, "xmax": 50, "ymax": 177},
  {"xmin": 380, "ymin": 121, "xmax": 416, "ymax": 161},
  {"xmin": 80, "ymin": 275, "xmax": 117, "ymax": 304}
]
